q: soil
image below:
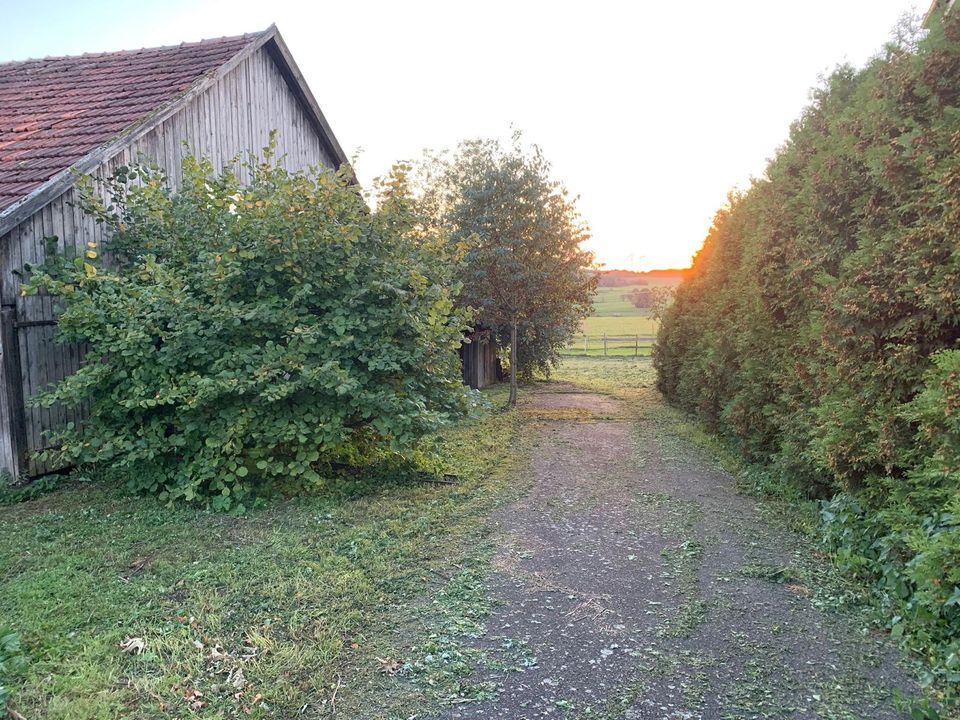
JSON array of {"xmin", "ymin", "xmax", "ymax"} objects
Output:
[{"xmin": 446, "ymin": 382, "xmax": 920, "ymax": 720}]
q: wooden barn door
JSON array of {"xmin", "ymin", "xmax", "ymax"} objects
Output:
[{"xmin": 12, "ymin": 294, "xmax": 87, "ymax": 476}]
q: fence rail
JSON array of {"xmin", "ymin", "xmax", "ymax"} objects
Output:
[{"xmin": 562, "ymin": 334, "xmax": 657, "ymax": 357}]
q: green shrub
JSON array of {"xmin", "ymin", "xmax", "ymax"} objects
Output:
[
  {"xmin": 654, "ymin": 14, "xmax": 960, "ymax": 704},
  {"xmin": 821, "ymin": 492, "xmax": 960, "ymax": 690},
  {"xmin": 25, "ymin": 153, "xmax": 471, "ymax": 510},
  {"xmin": 0, "ymin": 472, "xmax": 60, "ymax": 506}
]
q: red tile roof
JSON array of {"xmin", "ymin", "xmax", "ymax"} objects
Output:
[{"xmin": 0, "ymin": 34, "xmax": 257, "ymax": 212}]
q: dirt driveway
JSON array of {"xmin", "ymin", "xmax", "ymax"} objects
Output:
[{"xmin": 446, "ymin": 382, "xmax": 919, "ymax": 720}]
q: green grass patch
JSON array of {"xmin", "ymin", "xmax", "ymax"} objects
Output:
[
  {"xmin": 0, "ymin": 385, "xmax": 536, "ymax": 719},
  {"xmin": 591, "ymin": 284, "xmax": 648, "ymax": 317},
  {"xmin": 580, "ymin": 314, "xmax": 658, "ymax": 337},
  {"xmin": 551, "ymin": 356, "xmax": 657, "ymax": 400}
]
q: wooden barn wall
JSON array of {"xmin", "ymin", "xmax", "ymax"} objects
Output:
[
  {"xmin": 460, "ymin": 335, "xmax": 499, "ymax": 390},
  {"xmin": 0, "ymin": 46, "xmax": 337, "ymax": 480}
]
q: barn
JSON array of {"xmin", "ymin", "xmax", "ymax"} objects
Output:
[{"xmin": 0, "ymin": 26, "xmax": 348, "ymax": 482}]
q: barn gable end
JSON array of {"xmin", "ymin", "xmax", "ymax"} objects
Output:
[{"xmin": 0, "ymin": 27, "xmax": 347, "ymax": 481}]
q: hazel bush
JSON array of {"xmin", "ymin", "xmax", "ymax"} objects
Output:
[{"xmin": 26, "ymin": 153, "xmax": 471, "ymax": 511}]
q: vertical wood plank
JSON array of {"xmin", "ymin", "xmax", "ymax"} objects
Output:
[{"xmin": 0, "ymin": 305, "xmax": 26, "ymax": 481}]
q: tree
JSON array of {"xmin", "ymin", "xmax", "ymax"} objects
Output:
[
  {"xmin": 648, "ymin": 286, "xmax": 676, "ymax": 322},
  {"xmin": 626, "ymin": 287, "xmax": 653, "ymax": 309},
  {"xmin": 25, "ymin": 150, "xmax": 471, "ymax": 510},
  {"xmin": 628, "ymin": 286, "xmax": 675, "ymax": 318},
  {"xmin": 419, "ymin": 135, "xmax": 596, "ymax": 404}
]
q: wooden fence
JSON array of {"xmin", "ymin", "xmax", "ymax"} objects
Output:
[{"xmin": 561, "ymin": 334, "xmax": 657, "ymax": 357}]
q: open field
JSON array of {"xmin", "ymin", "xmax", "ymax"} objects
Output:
[
  {"xmin": 591, "ymin": 284, "xmax": 652, "ymax": 316},
  {"xmin": 565, "ymin": 284, "xmax": 661, "ymax": 356},
  {"xmin": 582, "ymin": 314, "xmax": 658, "ymax": 336},
  {"xmin": 590, "ymin": 282, "xmax": 677, "ymax": 317}
]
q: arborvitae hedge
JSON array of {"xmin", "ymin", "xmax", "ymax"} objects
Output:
[{"xmin": 655, "ymin": 15, "xmax": 960, "ymax": 697}]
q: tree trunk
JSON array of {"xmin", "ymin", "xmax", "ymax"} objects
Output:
[{"xmin": 509, "ymin": 319, "xmax": 518, "ymax": 407}]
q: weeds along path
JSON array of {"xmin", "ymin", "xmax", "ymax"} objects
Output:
[{"xmin": 450, "ymin": 374, "xmax": 920, "ymax": 719}]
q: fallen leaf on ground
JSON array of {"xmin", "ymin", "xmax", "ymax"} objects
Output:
[
  {"xmin": 228, "ymin": 667, "xmax": 247, "ymax": 690},
  {"xmin": 183, "ymin": 687, "xmax": 207, "ymax": 710},
  {"xmin": 375, "ymin": 656, "xmax": 403, "ymax": 675},
  {"xmin": 119, "ymin": 637, "xmax": 146, "ymax": 655}
]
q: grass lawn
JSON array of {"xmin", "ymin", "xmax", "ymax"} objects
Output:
[
  {"xmin": 564, "ymin": 294, "xmax": 659, "ymax": 356},
  {"xmin": 580, "ymin": 314, "xmax": 658, "ymax": 337},
  {"xmin": 568, "ymin": 285, "xmax": 660, "ymax": 351},
  {"xmin": 0, "ymin": 385, "xmax": 537, "ymax": 720},
  {"xmin": 551, "ymin": 356, "xmax": 657, "ymax": 397}
]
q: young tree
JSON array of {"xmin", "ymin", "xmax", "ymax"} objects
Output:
[
  {"xmin": 648, "ymin": 286, "xmax": 676, "ymax": 323},
  {"xmin": 420, "ymin": 135, "xmax": 596, "ymax": 404}
]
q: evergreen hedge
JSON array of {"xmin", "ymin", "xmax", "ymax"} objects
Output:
[{"xmin": 654, "ymin": 14, "xmax": 960, "ymax": 698}]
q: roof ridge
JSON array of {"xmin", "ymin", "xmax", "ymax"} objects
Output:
[{"xmin": 0, "ymin": 29, "xmax": 269, "ymax": 68}]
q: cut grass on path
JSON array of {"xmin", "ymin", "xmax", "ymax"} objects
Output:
[
  {"xmin": 0, "ymin": 385, "xmax": 536, "ymax": 720},
  {"xmin": 553, "ymin": 357, "xmax": 944, "ymax": 717}
]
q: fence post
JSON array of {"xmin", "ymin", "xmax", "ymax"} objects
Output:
[
  {"xmin": 635, "ymin": 334, "xmax": 639, "ymax": 357},
  {"xmin": 603, "ymin": 333, "xmax": 607, "ymax": 356}
]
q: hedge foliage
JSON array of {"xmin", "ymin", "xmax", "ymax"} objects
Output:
[
  {"xmin": 654, "ymin": 15, "xmax": 960, "ymax": 697},
  {"xmin": 25, "ymin": 152, "xmax": 471, "ymax": 511}
]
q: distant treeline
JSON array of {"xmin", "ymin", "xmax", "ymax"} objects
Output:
[
  {"xmin": 655, "ymin": 14, "xmax": 960, "ymax": 699},
  {"xmin": 596, "ymin": 268, "xmax": 688, "ymax": 287}
]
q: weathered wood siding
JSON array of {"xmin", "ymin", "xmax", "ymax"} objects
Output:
[
  {"xmin": 0, "ymin": 45, "xmax": 339, "ymax": 480},
  {"xmin": 460, "ymin": 333, "xmax": 499, "ymax": 390}
]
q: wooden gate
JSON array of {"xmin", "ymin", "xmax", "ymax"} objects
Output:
[{"xmin": 6, "ymin": 294, "xmax": 86, "ymax": 477}]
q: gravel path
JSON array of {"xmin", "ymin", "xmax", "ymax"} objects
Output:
[{"xmin": 447, "ymin": 382, "xmax": 920, "ymax": 720}]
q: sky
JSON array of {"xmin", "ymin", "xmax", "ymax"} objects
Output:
[{"xmin": 2, "ymin": 0, "xmax": 922, "ymax": 270}]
